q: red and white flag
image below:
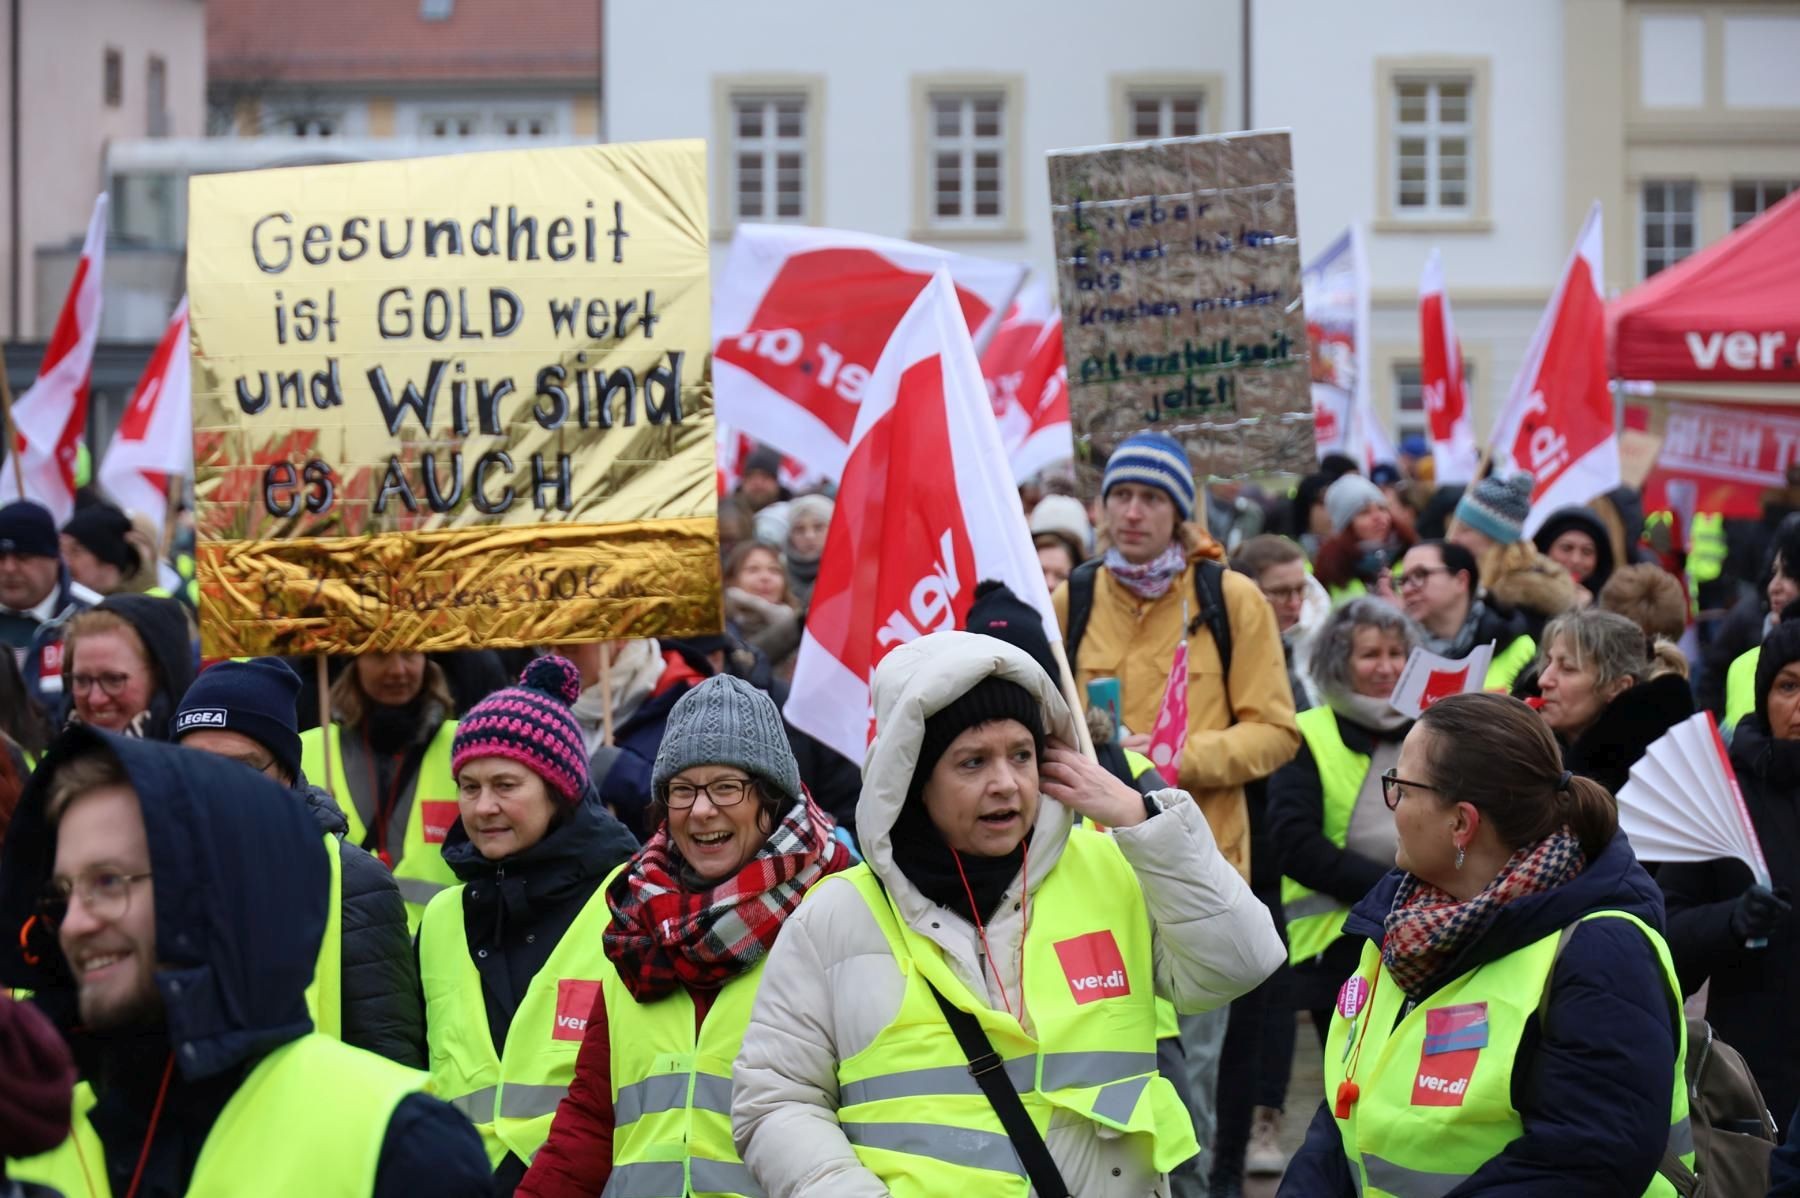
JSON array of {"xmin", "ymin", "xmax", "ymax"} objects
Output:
[
  {"xmin": 1418, "ymin": 250, "xmax": 1477, "ymax": 484},
  {"xmin": 785, "ymin": 269, "xmax": 1057, "ymax": 763},
  {"xmin": 1144, "ymin": 641, "xmax": 1189, "ymax": 774},
  {"xmin": 713, "ymin": 224, "xmax": 1026, "ymax": 480},
  {"xmin": 2, "ymin": 194, "xmax": 108, "ymax": 523},
  {"xmin": 1389, "ymin": 643, "xmax": 1496, "ymax": 719},
  {"xmin": 979, "ymin": 280, "xmax": 1073, "ymax": 480},
  {"xmin": 1489, "ymin": 202, "xmax": 1618, "ymax": 535},
  {"xmin": 97, "ymin": 297, "xmax": 190, "ymax": 543}
]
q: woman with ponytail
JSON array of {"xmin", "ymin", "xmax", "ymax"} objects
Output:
[{"xmin": 1282, "ymin": 692, "xmax": 1692, "ymax": 1198}]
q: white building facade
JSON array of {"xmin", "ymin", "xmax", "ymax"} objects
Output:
[{"xmin": 607, "ymin": 0, "xmax": 1800, "ymax": 454}]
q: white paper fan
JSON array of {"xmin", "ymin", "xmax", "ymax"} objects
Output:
[{"xmin": 1615, "ymin": 713, "xmax": 1770, "ymax": 887}]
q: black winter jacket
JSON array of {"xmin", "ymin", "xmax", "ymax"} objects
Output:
[
  {"xmin": 428, "ymin": 795, "xmax": 637, "ymax": 1192},
  {"xmin": 1281, "ymin": 832, "xmax": 1682, "ymax": 1198},
  {"xmin": 0, "ymin": 728, "xmax": 492, "ymax": 1198},
  {"xmin": 297, "ymin": 778, "xmax": 426, "ymax": 1068},
  {"xmin": 1658, "ymin": 719, "xmax": 1800, "ymax": 1138},
  {"xmin": 1560, "ymin": 673, "xmax": 1694, "ymax": 798},
  {"xmin": 1700, "ymin": 597, "xmax": 1767, "ymax": 718}
]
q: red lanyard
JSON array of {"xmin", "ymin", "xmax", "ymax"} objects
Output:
[
  {"xmin": 950, "ymin": 839, "xmax": 1031, "ymax": 1022},
  {"xmin": 1334, "ymin": 947, "xmax": 1384, "ymax": 1120}
]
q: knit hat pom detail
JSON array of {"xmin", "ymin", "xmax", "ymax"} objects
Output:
[{"xmin": 521, "ymin": 654, "xmax": 582, "ymax": 706}]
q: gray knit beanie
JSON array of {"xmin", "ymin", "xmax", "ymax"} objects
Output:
[
  {"xmin": 651, "ymin": 674, "xmax": 802, "ymax": 805},
  {"xmin": 1325, "ymin": 474, "xmax": 1386, "ymax": 535}
]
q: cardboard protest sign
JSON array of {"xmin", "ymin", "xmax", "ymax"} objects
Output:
[
  {"xmin": 187, "ymin": 140, "xmax": 718, "ymax": 657},
  {"xmin": 1047, "ymin": 129, "xmax": 1313, "ymax": 485}
]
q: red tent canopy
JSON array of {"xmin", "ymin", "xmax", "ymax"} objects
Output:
[{"xmin": 1609, "ymin": 189, "xmax": 1800, "ymax": 384}]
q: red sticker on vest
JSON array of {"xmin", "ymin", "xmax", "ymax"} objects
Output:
[
  {"xmin": 1053, "ymin": 930, "xmax": 1131, "ymax": 1004},
  {"xmin": 419, "ymin": 801, "xmax": 460, "ymax": 845},
  {"xmin": 1337, "ymin": 975, "xmax": 1370, "ymax": 1020},
  {"xmin": 39, "ymin": 639, "xmax": 63, "ymax": 677},
  {"xmin": 1412, "ymin": 1003, "xmax": 1489, "ymax": 1106},
  {"xmin": 553, "ymin": 979, "xmax": 601, "ymax": 1042}
]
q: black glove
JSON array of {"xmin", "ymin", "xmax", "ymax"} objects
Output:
[{"xmin": 1729, "ymin": 884, "xmax": 1792, "ymax": 940}]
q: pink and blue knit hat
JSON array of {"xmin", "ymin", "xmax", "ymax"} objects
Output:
[{"xmin": 451, "ymin": 656, "xmax": 590, "ymax": 805}]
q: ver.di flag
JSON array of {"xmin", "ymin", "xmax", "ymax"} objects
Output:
[
  {"xmin": 1489, "ymin": 202, "xmax": 1619, "ymax": 536},
  {"xmin": 1418, "ymin": 250, "xmax": 1477, "ymax": 485},
  {"xmin": 1, "ymin": 194, "xmax": 108, "ymax": 523},
  {"xmin": 979, "ymin": 280, "xmax": 1073, "ymax": 481},
  {"xmin": 713, "ymin": 224, "xmax": 1026, "ymax": 480},
  {"xmin": 98, "ymin": 296, "xmax": 190, "ymax": 543},
  {"xmin": 785, "ymin": 269, "xmax": 1057, "ymax": 763},
  {"xmin": 1388, "ymin": 642, "xmax": 1495, "ymax": 719}
]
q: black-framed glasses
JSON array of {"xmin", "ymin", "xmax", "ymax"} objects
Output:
[
  {"xmin": 1397, "ymin": 567, "xmax": 1449, "ymax": 591},
  {"xmin": 1380, "ymin": 768, "xmax": 1441, "ymax": 811},
  {"xmin": 70, "ymin": 671, "xmax": 134, "ymax": 696},
  {"xmin": 39, "ymin": 869, "xmax": 153, "ymax": 930},
  {"xmin": 665, "ymin": 776, "xmax": 755, "ymax": 810}
]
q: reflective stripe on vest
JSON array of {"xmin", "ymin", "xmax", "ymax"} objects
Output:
[
  {"xmin": 11, "ymin": 1036, "xmax": 423, "ymax": 1198},
  {"xmin": 419, "ymin": 872, "xmax": 614, "ymax": 1169},
  {"xmin": 1725, "ymin": 646, "xmax": 1760, "ymax": 732},
  {"xmin": 829, "ymin": 827, "xmax": 1198, "ymax": 1196},
  {"xmin": 1484, "ymin": 635, "xmax": 1536, "ymax": 693},
  {"xmin": 300, "ymin": 720, "xmax": 460, "ymax": 933},
  {"xmin": 1279, "ymin": 708, "xmax": 1367, "ymax": 966},
  {"xmin": 603, "ymin": 861, "xmax": 767, "ymax": 1198},
  {"xmin": 1322, "ymin": 910, "xmax": 1692, "ymax": 1198},
  {"xmin": 302, "ymin": 831, "xmax": 345, "ymax": 1039}
]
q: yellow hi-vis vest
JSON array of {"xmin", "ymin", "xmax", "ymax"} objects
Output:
[
  {"xmin": 829, "ymin": 825, "xmax": 1198, "ymax": 1194},
  {"xmin": 10, "ymin": 1034, "xmax": 424, "ymax": 1198},
  {"xmin": 301, "ymin": 720, "xmax": 461, "ymax": 931},
  {"xmin": 601, "ymin": 868, "xmax": 767, "ymax": 1197},
  {"xmin": 1280, "ymin": 708, "xmax": 1367, "ymax": 966},
  {"xmin": 303, "ymin": 830, "xmax": 345, "ymax": 1040},
  {"xmin": 418, "ymin": 871, "xmax": 613, "ymax": 1169},
  {"xmin": 1726, "ymin": 646, "xmax": 1760, "ymax": 732},
  {"xmin": 1688, "ymin": 512, "xmax": 1727, "ymax": 586},
  {"xmin": 1485, "ymin": 635, "xmax": 1537, "ymax": 693},
  {"xmin": 1322, "ymin": 910, "xmax": 1693, "ymax": 1198}
]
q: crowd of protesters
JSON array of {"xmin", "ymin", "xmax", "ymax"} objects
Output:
[{"xmin": 2, "ymin": 426, "xmax": 1800, "ymax": 1198}]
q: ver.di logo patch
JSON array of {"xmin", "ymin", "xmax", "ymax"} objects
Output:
[
  {"xmin": 420, "ymin": 801, "xmax": 460, "ymax": 845},
  {"xmin": 553, "ymin": 979, "xmax": 601, "ymax": 1042},
  {"xmin": 1053, "ymin": 930, "xmax": 1130, "ymax": 1004}
]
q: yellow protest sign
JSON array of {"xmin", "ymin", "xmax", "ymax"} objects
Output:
[{"xmin": 188, "ymin": 140, "xmax": 718, "ymax": 657}]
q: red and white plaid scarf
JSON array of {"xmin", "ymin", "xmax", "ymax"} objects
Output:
[
  {"xmin": 1381, "ymin": 829, "xmax": 1585, "ymax": 999},
  {"xmin": 603, "ymin": 791, "xmax": 852, "ymax": 1001}
]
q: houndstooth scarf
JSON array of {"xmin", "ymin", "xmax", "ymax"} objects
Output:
[
  {"xmin": 1381, "ymin": 828, "xmax": 1586, "ymax": 999},
  {"xmin": 603, "ymin": 791, "xmax": 852, "ymax": 1001}
]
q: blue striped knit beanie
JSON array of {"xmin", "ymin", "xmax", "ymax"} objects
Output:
[{"xmin": 1102, "ymin": 433, "xmax": 1196, "ymax": 521}]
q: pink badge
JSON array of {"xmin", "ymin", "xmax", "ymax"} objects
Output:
[{"xmin": 1337, "ymin": 975, "xmax": 1371, "ymax": 1020}]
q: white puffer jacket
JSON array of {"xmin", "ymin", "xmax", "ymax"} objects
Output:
[{"xmin": 731, "ymin": 632, "xmax": 1286, "ymax": 1197}]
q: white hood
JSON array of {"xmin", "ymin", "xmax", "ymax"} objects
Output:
[{"xmin": 857, "ymin": 631, "xmax": 1080, "ymax": 931}]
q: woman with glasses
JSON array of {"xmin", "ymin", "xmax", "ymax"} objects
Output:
[
  {"xmin": 416, "ymin": 657, "xmax": 639, "ymax": 1195},
  {"xmin": 518, "ymin": 674, "xmax": 852, "ymax": 1198},
  {"xmin": 1281, "ymin": 692, "xmax": 1692, "ymax": 1197},
  {"xmin": 1270, "ymin": 599, "xmax": 1422, "ymax": 1043},
  {"xmin": 61, "ymin": 593, "xmax": 194, "ymax": 738}
]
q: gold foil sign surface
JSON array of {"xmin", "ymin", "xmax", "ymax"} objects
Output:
[
  {"xmin": 188, "ymin": 140, "xmax": 718, "ymax": 656},
  {"xmin": 1047, "ymin": 129, "xmax": 1315, "ymax": 485}
]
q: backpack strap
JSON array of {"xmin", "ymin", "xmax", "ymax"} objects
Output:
[
  {"xmin": 1063, "ymin": 558, "xmax": 1103, "ymax": 676},
  {"xmin": 1192, "ymin": 559, "xmax": 1234, "ymax": 724}
]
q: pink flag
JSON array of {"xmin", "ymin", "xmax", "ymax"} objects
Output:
[
  {"xmin": 98, "ymin": 297, "xmax": 190, "ymax": 543},
  {"xmin": 979, "ymin": 281, "xmax": 1074, "ymax": 480},
  {"xmin": 1145, "ymin": 640, "xmax": 1189, "ymax": 774},
  {"xmin": 785, "ymin": 270, "xmax": 1057, "ymax": 763},
  {"xmin": 1418, "ymin": 250, "xmax": 1477, "ymax": 484},
  {"xmin": 2, "ymin": 194, "xmax": 108, "ymax": 522},
  {"xmin": 713, "ymin": 224, "xmax": 1026, "ymax": 480},
  {"xmin": 1489, "ymin": 202, "xmax": 1619, "ymax": 535}
]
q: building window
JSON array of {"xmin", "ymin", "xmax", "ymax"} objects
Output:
[
  {"xmin": 146, "ymin": 56, "xmax": 167, "ymax": 136},
  {"xmin": 104, "ymin": 48, "xmax": 123, "ymax": 108},
  {"xmin": 499, "ymin": 113, "xmax": 552, "ymax": 138},
  {"xmin": 1392, "ymin": 360, "xmax": 1475, "ymax": 442},
  {"xmin": 1732, "ymin": 179, "xmax": 1798, "ymax": 229},
  {"xmin": 731, "ymin": 95, "xmax": 808, "ymax": 222},
  {"xmin": 420, "ymin": 0, "xmax": 455, "ymax": 19},
  {"xmin": 1642, "ymin": 180, "xmax": 1697, "ymax": 276},
  {"xmin": 423, "ymin": 113, "xmax": 479, "ymax": 138},
  {"xmin": 929, "ymin": 92, "xmax": 1006, "ymax": 226},
  {"xmin": 1392, "ymin": 77, "xmax": 1473, "ymax": 215},
  {"xmin": 1129, "ymin": 93, "xmax": 1203, "ymax": 139}
]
